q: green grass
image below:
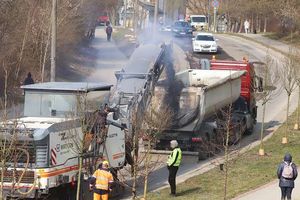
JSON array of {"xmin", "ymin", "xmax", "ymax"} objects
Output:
[
  {"xmin": 147, "ymin": 113, "xmax": 300, "ymax": 200},
  {"xmin": 264, "ymin": 32, "xmax": 300, "ymax": 47}
]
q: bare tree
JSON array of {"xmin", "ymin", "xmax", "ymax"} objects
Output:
[
  {"xmin": 279, "ymin": 47, "xmax": 299, "ymax": 144},
  {"xmin": 253, "ymin": 54, "xmax": 280, "ymax": 155},
  {"xmin": 141, "ymin": 100, "xmax": 173, "ymax": 200},
  {"xmin": 0, "ymin": 71, "xmax": 35, "ymax": 199}
]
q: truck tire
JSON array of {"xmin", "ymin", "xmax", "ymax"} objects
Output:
[
  {"xmin": 198, "ymin": 150, "xmax": 208, "ymax": 161},
  {"xmin": 245, "ymin": 120, "xmax": 254, "ymax": 135},
  {"xmin": 245, "ymin": 127, "xmax": 253, "ymax": 135},
  {"xmin": 196, "ymin": 134, "xmax": 212, "ymax": 161}
]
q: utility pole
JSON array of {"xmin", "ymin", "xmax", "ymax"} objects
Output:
[{"xmin": 50, "ymin": 0, "xmax": 57, "ymax": 82}]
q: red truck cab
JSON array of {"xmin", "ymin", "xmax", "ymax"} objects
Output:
[
  {"xmin": 210, "ymin": 59, "xmax": 254, "ymax": 105},
  {"xmin": 98, "ymin": 12, "xmax": 109, "ymax": 26},
  {"xmin": 209, "ymin": 58, "xmax": 260, "ymax": 134}
]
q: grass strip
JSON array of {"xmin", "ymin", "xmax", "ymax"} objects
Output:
[
  {"xmin": 263, "ymin": 32, "xmax": 300, "ymax": 48},
  {"xmin": 147, "ymin": 113, "xmax": 300, "ymax": 200}
]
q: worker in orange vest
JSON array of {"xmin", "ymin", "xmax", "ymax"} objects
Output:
[{"xmin": 90, "ymin": 160, "xmax": 114, "ymax": 200}]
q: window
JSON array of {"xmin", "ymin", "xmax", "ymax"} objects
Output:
[
  {"xmin": 196, "ymin": 35, "xmax": 214, "ymax": 41},
  {"xmin": 191, "ymin": 17, "xmax": 206, "ymax": 23},
  {"xmin": 175, "ymin": 21, "xmax": 189, "ymax": 27},
  {"xmin": 24, "ymin": 92, "xmax": 77, "ymax": 117}
]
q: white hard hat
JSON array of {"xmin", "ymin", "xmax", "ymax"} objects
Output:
[{"xmin": 170, "ymin": 140, "xmax": 178, "ymax": 148}]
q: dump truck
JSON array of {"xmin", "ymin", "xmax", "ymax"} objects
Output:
[{"xmin": 151, "ymin": 58, "xmax": 262, "ymax": 160}]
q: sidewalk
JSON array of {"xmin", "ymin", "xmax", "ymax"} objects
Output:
[
  {"xmin": 232, "ymin": 33, "xmax": 300, "ymax": 200},
  {"xmin": 234, "ymin": 179, "xmax": 300, "ymax": 200},
  {"xmin": 85, "ymin": 27, "xmax": 128, "ymax": 84}
]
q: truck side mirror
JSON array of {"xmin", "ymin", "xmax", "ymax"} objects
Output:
[{"xmin": 256, "ymin": 76, "xmax": 263, "ymax": 92}]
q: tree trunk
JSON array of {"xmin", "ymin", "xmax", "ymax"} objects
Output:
[
  {"xmin": 76, "ymin": 156, "xmax": 83, "ymax": 200},
  {"xmin": 4, "ymin": 65, "xmax": 8, "ymax": 119},
  {"xmin": 0, "ymin": 160, "xmax": 4, "ymax": 200},
  {"xmin": 223, "ymin": 106, "xmax": 232, "ymax": 200},
  {"xmin": 41, "ymin": 26, "xmax": 51, "ymax": 82},
  {"xmin": 234, "ymin": 21, "xmax": 239, "ymax": 32},
  {"xmin": 132, "ymin": 132, "xmax": 138, "ymax": 199},
  {"xmin": 264, "ymin": 17, "xmax": 267, "ymax": 33},
  {"xmin": 143, "ymin": 140, "xmax": 151, "ymax": 199},
  {"xmin": 258, "ymin": 16, "xmax": 261, "ymax": 33},
  {"xmin": 251, "ymin": 14, "xmax": 254, "ymax": 33},
  {"xmin": 297, "ymin": 86, "xmax": 300, "ymax": 128},
  {"xmin": 255, "ymin": 15, "xmax": 259, "ymax": 33},
  {"xmin": 285, "ymin": 94, "xmax": 291, "ymax": 138},
  {"xmin": 260, "ymin": 101, "xmax": 266, "ymax": 149},
  {"xmin": 238, "ymin": 18, "xmax": 243, "ymax": 33}
]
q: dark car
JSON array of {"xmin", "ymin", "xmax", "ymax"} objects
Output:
[{"xmin": 172, "ymin": 21, "xmax": 193, "ymax": 37}]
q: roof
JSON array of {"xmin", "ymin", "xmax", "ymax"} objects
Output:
[
  {"xmin": 21, "ymin": 82, "xmax": 112, "ymax": 92},
  {"xmin": 190, "ymin": 15, "xmax": 206, "ymax": 17}
]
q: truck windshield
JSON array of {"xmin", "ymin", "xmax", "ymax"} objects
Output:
[
  {"xmin": 24, "ymin": 91, "xmax": 77, "ymax": 117},
  {"xmin": 24, "ymin": 90, "xmax": 110, "ymax": 117},
  {"xmin": 191, "ymin": 17, "xmax": 206, "ymax": 23}
]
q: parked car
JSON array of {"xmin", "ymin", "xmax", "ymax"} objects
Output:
[
  {"xmin": 192, "ymin": 32, "xmax": 218, "ymax": 53},
  {"xmin": 172, "ymin": 21, "xmax": 193, "ymax": 37}
]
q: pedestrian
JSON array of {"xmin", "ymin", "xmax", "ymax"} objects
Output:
[
  {"xmin": 277, "ymin": 153, "xmax": 298, "ymax": 200},
  {"xmin": 23, "ymin": 72, "xmax": 34, "ymax": 85},
  {"xmin": 106, "ymin": 22, "xmax": 113, "ymax": 41},
  {"xmin": 91, "ymin": 104, "xmax": 116, "ymax": 144},
  {"xmin": 90, "ymin": 160, "xmax": 114, "ymax": 200},
  {"xmin": 94, "ymin": 104, "xmax": 114, "ymax": 130},
  {"xmin": 167, "ymin": 140, "xmax": 182, "ymax": 196},
  {"xmin": 244, "ymin": 19, "xmax": 250, "ymax": 34}
]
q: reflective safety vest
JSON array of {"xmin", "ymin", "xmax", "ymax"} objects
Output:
[
  {"xmin": 167, "ymin": 147, "xmax": 182, "ymax": 167},
  {"xmin": 92, "ymin": 169, "xmax": 113, "ymax": 190}
]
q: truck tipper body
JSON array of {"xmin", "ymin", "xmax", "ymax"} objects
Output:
[{"xmin": 153, "ymin": 69, "xmax": 245, "ymax": 156}]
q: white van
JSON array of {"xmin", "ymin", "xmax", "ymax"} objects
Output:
[{"xmin": 189, "ymin": 15, "xmax": 208, "ymax": 30}]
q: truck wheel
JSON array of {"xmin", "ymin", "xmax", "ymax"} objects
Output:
[
  {"xmin": 245, "ymin": 127, "xmax": 253, "ymax": 135},
  {"xmin": 197, "ymin": 150, "xmax": 208, "ymax": 161},
  {"xmin": 195, "ymin": 137, "xmax": 210, "ymax": 161},
  {"xmin": 245, "ymin": 122, "xmax": 254, "ymax": 135}
]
